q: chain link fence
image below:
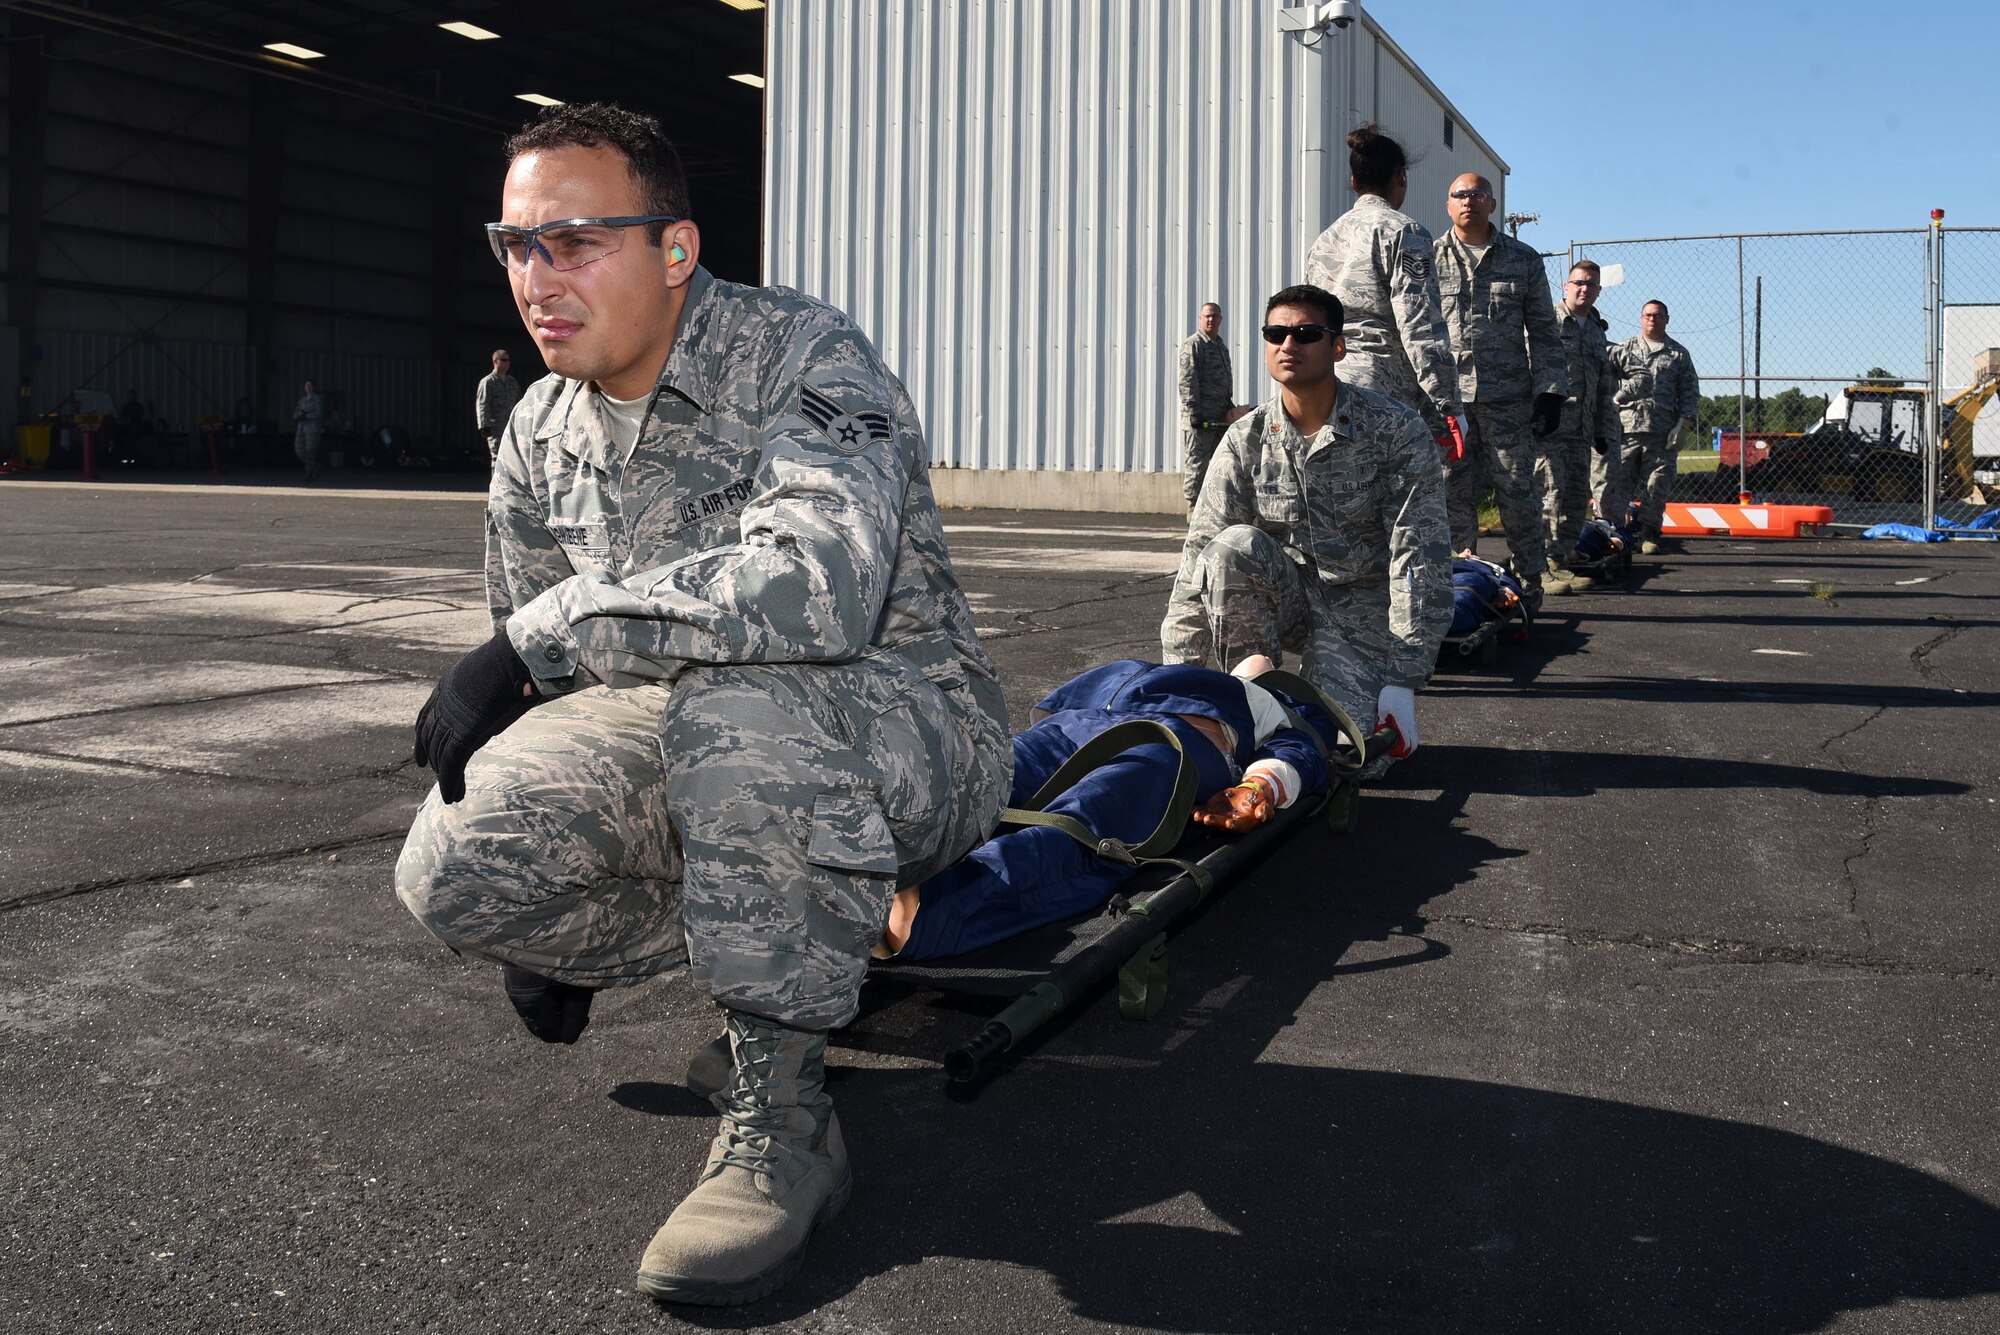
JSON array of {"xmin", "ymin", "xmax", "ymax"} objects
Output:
[
  {"xmin": 1536, "ymin": 227, "xmax": 2000, "ymax": 530},
  {"xmin": 1938, "ymin": 228, "xmax": 2000, "ymax": 523}
]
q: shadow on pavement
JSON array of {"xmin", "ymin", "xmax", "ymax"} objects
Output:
[
  {"xmin": 1401, "ymin": 745, "xmax": 1968, "ymax": 799},
  {"xmin": 1424, "ymin": 675, "xmax": 1999, "ymax": 711},
  {"xmin": 645, "ymin": 797, "xmax": 2000, "ymax": 1333}
]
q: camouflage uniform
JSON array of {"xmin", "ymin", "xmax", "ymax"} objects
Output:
[
  {"xmin": 1432, "ymin": 229, "xmax": 1567, "ymax": 569},
  {"xmin": 1304, "ymin": 195, "xmax": 1462, "ymax": 436},
  {"xmin": 1609, "ymin": 334, "xmax": 1701, "ymax": 541},
  {"xmin": 395, "ymin": 266, "xmax": 1012, "ymax": 1032},
  {"xmin": 1537, "ymin": 302, "xmax": 1624, "ymax": 561},
  {"xmin": 1159, "ymin": 382, "xmax": 1451, "ymax": 763},
  {"xmin": 1177, "ymin": 330, "xmax": 1234, "ymax": 506},
  {"xmin": 476, "ymin": 369, "xmax": 521, "ymax": 467}
]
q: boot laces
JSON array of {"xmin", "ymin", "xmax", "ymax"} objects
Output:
[{"xmin": 711, "ymin": 1030, "xmax": 811, "ymax": 1179}]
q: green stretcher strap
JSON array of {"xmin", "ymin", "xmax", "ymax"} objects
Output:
[
  {"xmin": 1249, "ymin": 667, "xmax": 1368, "ymax": 773},
  {"xmin": 996, "ymin": 718, "xmax": 1212, "ymax": 887}
]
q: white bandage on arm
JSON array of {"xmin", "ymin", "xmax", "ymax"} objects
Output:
[{"xmin": 1243, "ymin": 757, "xmax": 1303, "ymax": 809}]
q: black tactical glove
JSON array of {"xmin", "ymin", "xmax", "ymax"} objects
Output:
[
  {"xmin": 412, "ymin": 629, "xmax": 539, "ymax": 803},
  {"xmin": 1529, "ymin": 392, "xmax": 1565, "ymax": 439},
  {"xmin": 1592, "ymin": 436, "xmax": 1610, "ymax": 457},
  {"xmin": 501, "ymin": 964, "xmax": 599, "ymax": 1045}
]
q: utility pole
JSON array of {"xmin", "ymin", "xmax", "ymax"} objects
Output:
[{"xmin": 1504, "ymin": 211, "xmax": 1539, "ymax": 239}]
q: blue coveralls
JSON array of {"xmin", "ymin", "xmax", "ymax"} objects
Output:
[{"xmin": 898, "ymin": 660, "xmax": 1334, "ymax": 960}]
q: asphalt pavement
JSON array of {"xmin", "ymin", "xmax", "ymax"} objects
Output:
[{"xmin": 2, "ymin": 478, "xmax": 1996, "ymax": 1333}]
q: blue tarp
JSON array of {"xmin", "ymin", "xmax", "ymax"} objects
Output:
[{"xmin": 1862, "ymin": 508, "xmax": 2000, "ymax": 542}]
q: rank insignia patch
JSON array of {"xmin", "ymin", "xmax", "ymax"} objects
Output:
[
  {"xmin": 799, "ymin": 386, "xmax": 893, "ymax": 454},
  {"xmin": 1398, "ymin": 248, "xmax": 1432, "ymax": 282}
]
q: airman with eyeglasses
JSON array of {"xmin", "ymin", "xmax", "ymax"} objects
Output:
[
  {"xmin": 1535, "ymin": 260, "xmax": 1626, "ymax": 578},
  {"xmin": 1432, "ymin": 172, "xmax": 1573, "ymax": 597},
  {"xmin": 399, "ymin": 101, "xmax": 1009, "ymax": 1310}
]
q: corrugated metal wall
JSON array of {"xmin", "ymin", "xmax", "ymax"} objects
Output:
[{"xmin": 765, "ymin": 0, "xmax": 1508, "ymax": 475}]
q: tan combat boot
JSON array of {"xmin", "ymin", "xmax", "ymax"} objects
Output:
[
  {"xmin": 1535, "ymin": 568, "xmax": 1575, "ymax": 597},
  {"xmin": 637, "ymin": 1012, "xmax": 852, "ymax": 1306},
  {"xmin": 1548, "ymin": 557, "xmax": 1598, "ymax": 590},
  {"xmin": 684, "ymin": 1031, "xmax": 731, "ymax": 1105}
]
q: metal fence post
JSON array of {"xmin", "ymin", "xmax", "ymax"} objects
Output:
[
  {"xmin": 1926, "ymin": 212, "xmax": 1945, "ymax": 525},
  {"xmin": 1736, "ymin": 235, "xmax": 1747, "ymax": 499}
]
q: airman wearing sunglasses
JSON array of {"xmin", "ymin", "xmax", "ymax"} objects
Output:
[
  {"xmin": 1163, "ymin": 283, "xmax": 1451, "ymax": 773},
  {"xmin": 1432, "ymin": 173, "xmax": 1572, "ymax": 598},
  {"xmin": 395, "ymin": 103, "xmax": 1010, "ymax": 1307}
]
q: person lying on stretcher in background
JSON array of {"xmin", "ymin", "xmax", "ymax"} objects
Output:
[{"xmin": 876, "ymin": 654, "xmax": 1415, "ymax": 962}]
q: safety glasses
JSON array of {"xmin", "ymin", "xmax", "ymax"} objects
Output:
[
  {"xmin": 1261, "ymin": 323, "xmax": 1332, "ymax": 346},
  {"xmin": 484, "ymin": 215, "xmax": 680, "ymax": 271}
]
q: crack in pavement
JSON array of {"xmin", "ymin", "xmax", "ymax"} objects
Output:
[
  {"xmin": 0, "ymin": 830, "xmax": 409, "ymax": 914},
  {"xmin": 0, "ymin": 676, "xmax": 393, "ymax": 731},
  {"xmin": 1910, "ymin": 621, "xmax": 1968, "ymax": 679},
  {"xmin": 1838, "ymin": 795, "xmax": 1882, "ymax": 952},
  {"xmin": 1817, "ymin": 702, "xmax": 1888, "ymax": 752},
  {"xmin": 0, "ymin": 740, "xmax": 420, "ymax": 788},
  {"xmin": 1002, "ymin": 575, "xmax": 1175, "ymax": 639},
  {"xmin": 1401, "ymin": 912, "xmax": 1982, "ymax": 981}
]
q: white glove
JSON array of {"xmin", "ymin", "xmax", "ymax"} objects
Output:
[{"xmin": 1376, "ymin": 685, "xmax": 1418, "ymax": 759}]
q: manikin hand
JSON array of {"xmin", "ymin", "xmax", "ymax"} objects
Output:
[{"xmin": 1193, "ymin": 774, "xmax": 1278, "ymax": 833}]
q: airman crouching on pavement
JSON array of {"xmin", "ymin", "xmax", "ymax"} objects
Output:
[
  {"xmin": 1162, "ymin": 283, "xmax": 1451, "ymax": 777},
  {"xmin": 394, "ymin": 103, "xmax": 1010, "ymax": 1308}
]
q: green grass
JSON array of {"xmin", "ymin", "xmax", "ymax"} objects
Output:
[{"xmin": 1473, "ymin": 450, "xmax": 1726, "ymax": 532}]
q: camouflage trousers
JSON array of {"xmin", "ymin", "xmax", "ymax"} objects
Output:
[
  {"xmin": 1182, "ymin": 425, "xmax": 1226, "ymax": 508},
  {"xmin": 395, "ymin": 658, "xmax": 1010, "ymax": 1031},
  {"xmin": 1340, "ymin": 352, "xmax": 1446, "ymax": 436},
  {"xmin": 1445, "ymin": 400, "xmax": 1549, "ymax": 573},
  {"xmin": 1615, "ymin": 429, "xmax": 1678, "ymax": 539},
  {"xmin": 1535, "ymin": 431, "xmax": 1595, "ymax": 562},
  {"xmin": 293, "ymin": 425, "xmax": 321, "ymax": 472},
  {"xmin": 1590, "ymin": 437, "xmax": 1628, "ymax": 526},
  {"xmin": 1185, "ymin": 524, "xmax": 1395, "ymax": 764}
]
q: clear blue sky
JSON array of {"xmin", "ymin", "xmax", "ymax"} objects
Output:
[{"xmin": 1379, "ymin": 0, "xmax": 1996, "ymax": 244}]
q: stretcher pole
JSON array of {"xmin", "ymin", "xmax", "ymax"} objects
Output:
[{"xmin": 944, "ymin": 726, "xmax": 1395, "ymax": 1083}]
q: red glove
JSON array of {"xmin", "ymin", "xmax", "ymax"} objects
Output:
[
  {"xmin": 1192, "ymin": 774, "xmax": 1278, "ymax": 833},
  {"xmin": 1434, "ymin": 412, "xmax": 1468, "ymax": 463}
]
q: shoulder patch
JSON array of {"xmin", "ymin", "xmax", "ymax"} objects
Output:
[
  {"xmin": 1398, "ymin": 248, "xmax": 1431, "ymax": 282},
  {"xmin": 799, "ymin": 385, "xmax": 894, "ymax": 455}
]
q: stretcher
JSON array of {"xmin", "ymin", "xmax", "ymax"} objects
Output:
[
  {"xmin": 865, "ymin": 701, "xmax": 1397, "ymax": 1085},
  {"xmin": 1438, "ymin": 556, "xmax": 1535, "ymax": 668},
  {"xmin": 1565, "ymin": 516, "xmax": 1632, "ymax": 585}
]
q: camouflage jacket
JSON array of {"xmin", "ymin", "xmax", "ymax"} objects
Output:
[
  {"xmin": 476, "ymin": 371, "xmax": 521, "ymax": 436},
  {"xmin": 486, "ymin": 265, "xmax": 1008, "ymax": 734},
  {"xmin": 1432, "ymin": 228, "xmax": 1567, "ymax": 405},
  {"xmin": 1556, "ymin": 303, "xmax": 1623, "ymax": 444},
  {"xmin": 1160, "ymin": 381, "xmax": 1452, "ymax": 693},
  {"xmin": 1610, "ymin": 334, "xmax": 1701, "ymax": 433},
  {"xmin": 1178, "ymin": 332, "xmax": 1234, "ymax": 427},
  {"xmin": 1304, "ymin": 194, "xmax": 1462, "ymax": 426}
]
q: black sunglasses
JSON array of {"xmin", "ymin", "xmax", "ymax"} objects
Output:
[{"xmin": 1262, "ymin": 323, "xmax": 1332, "ymax": 345}]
